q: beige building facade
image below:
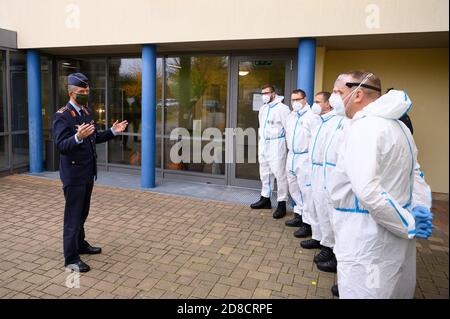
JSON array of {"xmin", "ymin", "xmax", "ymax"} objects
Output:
[{"xmin": 0, "ymin": 0, "xmax": 448, "ymax": 193}]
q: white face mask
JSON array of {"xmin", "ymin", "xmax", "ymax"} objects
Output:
[
  {"xmin": 292, "ymin": 101, "xmax": 302, "ymax": 111},
  {"xmin": 262, "ymin": 94, "xmax": 271, "ymax": 104},
  {"xmin": 329, "ymin": 93, "xmax": 346, "ymax": 116},
  {"xmin": 311, "ymin": 103, "xmax": 322, "ymax": 115},
  {"xmin": 331, "ymin": 72, "xmax": 375, "ymax": 117}
]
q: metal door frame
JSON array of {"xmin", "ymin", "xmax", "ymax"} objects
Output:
[{"xmin": 226, "ymin": 54, "xmax": 295, "ymax": 189}]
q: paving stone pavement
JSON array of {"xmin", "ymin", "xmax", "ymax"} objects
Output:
[{"xmin": 0, "ymin": 175, "xmax": 448, "ymax": 299}]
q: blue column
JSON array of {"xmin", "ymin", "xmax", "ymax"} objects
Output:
[
  {"xmin": 26, "ymin": 49, "xmax": 43, "ymax": 173},
  {"xmin": 297, "ymin": 38, "xmax": 316, "ymax": 106},
  {"xmin": 141, "ymin": 44, "xmax": 157, "ymax": 188}
]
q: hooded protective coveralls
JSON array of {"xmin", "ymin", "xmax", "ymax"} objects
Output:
[
  {"xmin": 329, "ymin": 90, "xmax": 432, "ymax": 299},
  {"xmin": 309, "ymin": 110, "xmax": 347, "ymax": 248},
  {"xmin": 285, "ymin": 104, "xmax": 321, "ymax": 217},
  {"xmin": 322, "ymin": 117, "xmax": 350, "ymax": 248},
  {"xmin": 258, "ymin": 95, "xmax": 291, "ymax": 202}
]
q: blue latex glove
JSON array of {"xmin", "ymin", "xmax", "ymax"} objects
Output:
[
  {"xmin": 419, "ymin": 220, "xmax": 433, "ymax": 227},
  {"xmin": 412, "ymin": 206, "xmax": 433, "ymax": 222},
  {"xmin": 416, "ymin": 222, "xmax": 433, "ymax": 232},
  {"xmin": 415, "ymin": 221, "xmax": 434, "ymax": 240},
  {"xmin": 411, "ymin": 206, "xmax": 434, "ymax": 239},
  {"xmin": 416, "ymin": 228, "xmax": 433, "ymax": 239}
]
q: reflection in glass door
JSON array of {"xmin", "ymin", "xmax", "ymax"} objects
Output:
[
  {"xmin": 228, "ymin": 56, "xmax": 293, "ymax": 188},
  {"xmin": 163, "ymin": 55, "xmax": 228, "ymax": 177}
]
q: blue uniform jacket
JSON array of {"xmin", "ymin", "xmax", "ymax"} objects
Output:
[{"xmin": 52, "ymin": 102, "xmax": 115, "ymax": 186}]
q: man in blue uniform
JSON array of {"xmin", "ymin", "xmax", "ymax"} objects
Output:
[{"xmin": 53, "ymin": 73, "xmax": 128, "ymax": 272}]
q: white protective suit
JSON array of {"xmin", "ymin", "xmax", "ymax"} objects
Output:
[
  {"xmin": 285, "ymin": 104, "xmax": 321, "ymax": 216},
  {"xmin": 308, "ymin": 110, "xmax": 343, "ymax": 246},
  {"xmin": 322, "ymin": 117, "xmax": 351, "ymax": 247},
  {"xmin": 329, "ymin": 90, "xmax": 432, "ymax": 299},
  {"xmin": 258, "ymin": 95, "xmax": 291, "ymax": 202}
]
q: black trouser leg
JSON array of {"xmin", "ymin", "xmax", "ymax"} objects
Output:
[
  {"xmin": 63, "ymin": 184, "xmax": 90, "ymax": 265},
  {"xmin": 78, "ymin": 182, "xmax": 94, "ymax": 250}
]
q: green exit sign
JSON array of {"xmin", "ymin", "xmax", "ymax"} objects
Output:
[{"xmin": 254, "ymin": 60, "xmax": 273, "ymax": 67}]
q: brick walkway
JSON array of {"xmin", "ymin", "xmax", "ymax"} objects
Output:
[{"xmin": 0, "ymin": 175, "xmax": 448, "ymax": 299}]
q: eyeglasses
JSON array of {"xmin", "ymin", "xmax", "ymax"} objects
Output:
[
  {"xmin": 291, "ymin": 97, "xmax": 305, "ymax": 102},
  {"xmin": 345, "ymin": 82, "xmax": 381, "ymax": 92},
  {"xmin": 261, "ymin": 91, "xmax": 274, "ymax": 95}
]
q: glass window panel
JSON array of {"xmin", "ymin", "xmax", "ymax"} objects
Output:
[
  {"xmin": 107, "ymin": 57, "xmax": 163, "ymax": 167},
  {"xmin": 0, "ymin": 51, "xmax": 6, "ymax": 132},
  {"xmin": 41, "ymin": 57, "xmax": 51, "ymax": 135},
  {"xmin": 164, "ymin": 56, "xmax": 228, "ymax": 175},
  {"xmin": 41, "ymin": 57, "xmax": 51, "ymax": 161},
  {"xmin": 0, "ymin": 136, "xmax": 8, "ymax": 170},
  {"xmin": 12, "ymin": 133, "xmax": 29, "ymax": 166},
  {"xmin": 10, "ymin": 52, "xmax": 28, "ymax": 132},
  {"xmin": 96, "ymin": 142, "xmax": 106, "ymax": 164},
  {"xmin": 58, "ymin": 59, "xmax": 78, "ymax": 107},
  {"xmin": 156, "ymin": 58, "xmax": 162, "ymax": 168}
]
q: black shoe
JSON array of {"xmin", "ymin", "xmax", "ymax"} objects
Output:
[
  {"xmin": 314, "ymin": 246, "xmax": 334, "ymax": 264},
  {"xmin": 285, "ymin": 214, "xmax": 303, "ymax": 227},
  {"xmin": 316, "ymin": 256, "xmax": 337, "ymax": 273},
  {"xmin": 65, "ymin": 260, "xmax": 90, "ymax": 273},
  {"xmin": 250, "ymin": 196, "xmax": 271, "ymax": 209},
  {"xmin": 300, "ymin": 239, "xmax": 321, "ymax": 250},
  {"xmin": 331, "ymin": 284, "xmax": 339, "ymax": 298},
  {"xmin": 78, "ymin": 245, "xmax": 102, "ymax": 255},
  {"xmin": 272, "ymin": 201, "xmax": 286, "ymax": 219},
  {"xmin": 294, "ymin": 223, "xmax": 312, "ymax": 238}
]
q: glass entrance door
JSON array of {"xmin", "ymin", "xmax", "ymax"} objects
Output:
[{"xmin": 227, "ymin": 56, "xmax": 294, "ymax": 188}]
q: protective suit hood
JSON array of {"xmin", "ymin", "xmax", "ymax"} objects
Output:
[
  {"xmin": 269, "ymin": 95, "xmax": 285, "ymax": 106},
  {"xmin": 355, "ymin": 90, "xmax": 412, "ymax": 121},
  {"xmin": 298, "ymin": 103, "xmax": 310, "ymax": 113}
]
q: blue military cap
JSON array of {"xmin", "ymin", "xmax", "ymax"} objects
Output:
[{"xmin": 68, "ymin": 72, "xmax": 89, "ymax": 88}]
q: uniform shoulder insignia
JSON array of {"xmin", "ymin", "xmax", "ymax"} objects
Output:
[
  {"xmin": 57, "ymin": 106, "xmax": 69, "ymax": 114},
  {"xmin": 56, "ymin": 106, "xmax": 77, "ymax": 118}
]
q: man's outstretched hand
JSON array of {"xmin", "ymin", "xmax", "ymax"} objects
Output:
[{"xmin": 112, "ymin": 120, "xmax": 128, "ymax": 133}]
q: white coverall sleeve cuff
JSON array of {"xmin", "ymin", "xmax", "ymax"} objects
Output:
[{"xmin": 380, "ymin": 192, "xmax": 416, "ymax": 239}]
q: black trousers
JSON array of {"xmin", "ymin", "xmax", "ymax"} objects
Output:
[{"xmin": 63, "ymin": 182, "xmax": 94, "ymax": 265}]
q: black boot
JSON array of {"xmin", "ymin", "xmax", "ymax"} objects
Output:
[
  {"xmin": 272, "ymin": 201, "xmax": 286, "ymax": 219},
  {"xmin": 65, "ymin": 260, "xmax": 90, "ymax": 273},
  {"xmin": 294, "ymin": 223, "xmax": 312, "ymax": 238},
  {"xmin": 313, "ymin": 246, "xmax": 334, "ymax": 264},
  {"xmin": 300, "ymin": 239, "xmax": 322, "ymax": 249},
  {"xmin": 250, "ymin": 196, "xmax": 271, "ymax": 209},
  {"xmin": 331, "ymin": 284, "xmax": 339, "ymax": 298},
  {"xmin": 285, "ymin": 214, "xmax": 303, "ymax": 227},
  {"xmin": 316, "ymin": 255, "xmax": 337, "ymax": 273}
]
